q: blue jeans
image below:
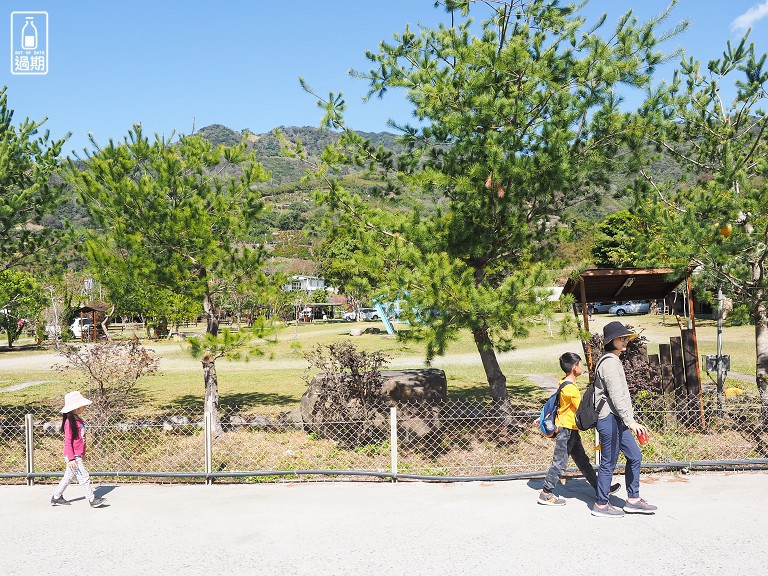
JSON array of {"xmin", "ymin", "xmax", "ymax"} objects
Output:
[
  {"xmin": 542, "ymin": 428, "xmax": 597, "ymax": 492},
  {"xmin": 595, "ymin": 414, "xmax": 642, "ymax": 504}
]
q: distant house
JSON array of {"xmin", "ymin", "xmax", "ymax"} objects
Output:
[{"xmin": 283, "ymin": 275, "xmax": 328, "ymax": 293}]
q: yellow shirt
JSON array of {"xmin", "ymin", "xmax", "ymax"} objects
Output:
[{"xmin": 554, "ymin": 379, "xmax": 581, "ymax": 430}]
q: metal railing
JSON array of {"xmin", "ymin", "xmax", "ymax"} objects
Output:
[{"xmin": 2, "ymin": 394, "xmax": 767, "ymax": 484}]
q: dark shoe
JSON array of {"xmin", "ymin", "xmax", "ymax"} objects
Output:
[
  {"xmin": 89, "ymin": 496, "xmax": 107, "ymax": 508},
  {"xmin": 538, "ymin": 490, "xmax": 566, "ymax": 506},
  {"xmin": 624, "ymin": 498, "xmax": 657, "ymax": 514},
  {"xmin": 588, "ymin": 482, "xmax": 621, "ymax": 494},
  {"xmin": 591, "ymin": 503, "xmax": 625, "ymax": 518},
  {"xmin": 50, "ymin": 495, "xmax": 70, "ymax": 506}
]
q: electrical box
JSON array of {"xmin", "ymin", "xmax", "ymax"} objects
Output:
[{"xmin": 704, "ymin": 355, "xmax": 730, "ymax": 372}]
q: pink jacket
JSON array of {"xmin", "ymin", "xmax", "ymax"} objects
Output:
[{"xmin": 63, "ymin": 418, "xmax": 87, "ymax": 460}]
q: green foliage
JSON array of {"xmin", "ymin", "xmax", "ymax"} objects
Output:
[
  {"xmin": 590, "ymin": 209, "xmax": 668, "ymax": 267},
  {"xmin": 631, "ymin": 32, "xmax": 768, "ymax": 398},
  {"xmin": 0, "ymin": 87, "xmax": 69, "ymax": 274},
  {"xmin": 67, "ymin": 125, "xmax": 270, "ymax": 335},
  {"xmin": 305, "ymin": 0, "xmax": 685, "ymax": 398},
  {"xmin": 0, "ymin": 269, "xmax": 48, "ymax": 346},
  {"xmin": 725, "ymin": 305, "xmax": 752, "ymax": 327},
  {"xmin": 187, "ymin": 317, "xmax": 277, "ymax": 363}
]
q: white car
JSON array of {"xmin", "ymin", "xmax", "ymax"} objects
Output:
[
  {"xmin": 342, "ymin": 311, "xmax": 357, "ymax": 322},
  {"xmin": 608, "ymin": 301, "xmax": 650, "ymax": 316},
  {"xmin": 359, "ymin": 307, "xmax": 380, "ymax": 321},
  {"xmin": 70, "ymin": 317, "xmax": 93, "ymax": 338}
]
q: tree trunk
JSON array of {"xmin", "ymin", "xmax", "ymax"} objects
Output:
[
  {"xmin": 472, "ymin": 326, "xmax": 508, "ymax": 402},
  {"xmin": 100, "ymin": 305, "xmax": 114, "ymax": 342},
  {"xmin": 202, "ymin": 354, "xmax": 223, "ymax": 437},
  {"xmin": 203, "ymin": 292, "xmax": 219, "ymax": 336}
]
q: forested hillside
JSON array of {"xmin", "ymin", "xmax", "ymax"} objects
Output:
[{"xmin": 54, "ymin": 123, "xmax": 687, "ymax": 274}]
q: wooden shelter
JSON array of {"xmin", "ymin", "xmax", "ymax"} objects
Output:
[
  {"xmin": 562, "ymin": 267, "xmax": 706, "ymax": 427},
  {"xmin": 73, "ymin": 303, "xmax": 110, "ymax": 343}
]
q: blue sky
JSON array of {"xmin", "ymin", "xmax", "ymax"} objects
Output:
[{"xmin": 2, "ymin": 1, "xmax": 767, "ymax": 155}]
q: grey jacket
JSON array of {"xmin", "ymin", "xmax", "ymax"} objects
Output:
[{"xmin": 594, "ymin": 353, "xmax": 636, "ymax": 427}]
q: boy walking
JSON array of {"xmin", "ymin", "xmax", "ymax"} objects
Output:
[{"xmin": 538, "ymin": 352, "xmax": 619, "ymax": 506}]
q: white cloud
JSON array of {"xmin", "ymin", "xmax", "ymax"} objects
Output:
[{"xmin": 731, "ymin": 1, "xmax": 768, "ymax": 32}]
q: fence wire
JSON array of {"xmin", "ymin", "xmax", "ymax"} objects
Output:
[{"xmin": 2, "ymin": 393, "xmax": 767, "ymax": 484}]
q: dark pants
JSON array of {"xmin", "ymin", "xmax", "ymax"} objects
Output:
[
  {"xmin": 542, "ymin": 428, "xmax": 597, "ymax": 492},
  {"xmin": 595, "ymin": 413, "xmax": 642, "ymax": 504}
]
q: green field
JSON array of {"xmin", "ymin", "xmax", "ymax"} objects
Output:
[{"xmin": 0, "ymin": 313, "xmax": 758, "ymax": 412}]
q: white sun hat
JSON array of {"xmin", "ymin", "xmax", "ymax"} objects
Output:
[{"xmin": 60, "ymin": 391, "xmax": 93, "ymax": 414}]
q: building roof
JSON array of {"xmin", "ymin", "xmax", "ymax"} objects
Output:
[
  {"xmin": 73, "ymin": 303, "xmax": 111, "ymax": 314},
  {"xmin": 561, "ymin": 268, "xmax": 688, "ymax": 303}
]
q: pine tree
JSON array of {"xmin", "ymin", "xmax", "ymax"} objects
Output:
[
  {"xmin": 68, "ymin": 125, "xmax": 270, "ymax": 424},
  {"xmin": 0, "ymin": 87, "xmax": 69, "ymax": 274},
  {"xmin": 635, "ymin": 34, "xmax": 768, "ymax": 418},
  {"xmin": 305, "ymin": 0, "xmax": 685, "ymax": 402}
]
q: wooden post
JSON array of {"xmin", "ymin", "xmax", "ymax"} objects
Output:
[
  {"xmin": 659, "ymin": 343, "xmax": 674, "ymax": 393},
  {"xmin": 579, "ymin": 279, "xmax": 594, "ymax": 374},
  {"xmin": 648, "ymin": 354, "xmax": 660, "ymax": 393},
  {"xmin": 686, "ymin": 275, "xmax": 706, "ymax": 429},
  {"xmin": 670, "ymin": 337, "xmax": 685, "ymax": 395}
]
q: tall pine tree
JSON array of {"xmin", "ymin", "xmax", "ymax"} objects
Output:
[{"xmin": 306, "ymin": 0, "xmax": 685, "ymax": 402}]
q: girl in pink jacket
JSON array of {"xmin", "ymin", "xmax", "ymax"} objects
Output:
[{"xmin": 50, "ymin": 391, "xmax": 106, "ymax": 508}]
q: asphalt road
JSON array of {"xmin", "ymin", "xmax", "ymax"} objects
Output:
[{"xmin": 2, "ymin": 472, "xmax": 767, "ymax": 575}]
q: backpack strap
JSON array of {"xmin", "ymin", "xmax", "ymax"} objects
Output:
[{"xmin": 591, "ymin": 354, "xmax": 612, "ymax": 410}]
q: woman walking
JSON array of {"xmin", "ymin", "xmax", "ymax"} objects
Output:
[
  {"xmin": 591, "ymin": 322, "xmax": 656, "ymax": 518},
  {"xmin": 50, "ymin": 391, "xmax": 106, "ymax": 508}
]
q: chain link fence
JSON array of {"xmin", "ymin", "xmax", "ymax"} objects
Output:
[{"xmin": 2, "ymin": 393, "xmax": 767, "ymax": 484}]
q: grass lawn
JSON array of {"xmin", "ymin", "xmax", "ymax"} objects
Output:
[{"xmin": 0, "ymin": 313, "xmax": 759, "ymax": 411}]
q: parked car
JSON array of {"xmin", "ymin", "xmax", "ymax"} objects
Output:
[
  {"xmin": 359, "ymin": 307, "xmax": 380, "ymax": 321},
  {"xmin": 608, "ymin": 301, "xmax": 650, "ymax": 316},
  {"xmin": 70, "ymin": 317, "xmax": 94, "ymax": 338},
  {"xmin": 592, "ymin": 302, "xmax": 616, "ymax": 314},
  {"xmin": 342, "ymin": 311, "xmax": 357, "ymax": 322}
]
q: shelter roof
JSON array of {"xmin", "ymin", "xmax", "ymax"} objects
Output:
[
  {"xmin": 561, "ymin": 268, "xmax": 687, "ymax": 303},
  {"xmin": 73, "ymin": 303, "xmax": 110, "ymax": 314}
]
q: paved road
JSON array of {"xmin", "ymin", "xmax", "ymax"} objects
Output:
[{"xmin": 2, "ymin": 472, "xmax": 767, "ymax": 575}]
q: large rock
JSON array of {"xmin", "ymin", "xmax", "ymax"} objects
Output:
[
  {"xmin": 379, "ymin": 369, "xmax": 447, "ymax": 403},
  {"xmin": 300, "ymin": 369, "xmax": 447, "ymax": 445}
]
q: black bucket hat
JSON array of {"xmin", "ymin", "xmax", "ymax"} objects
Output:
[{"xmin": 603, "ymin": 321, "xmax": 637, "ymax": 344}]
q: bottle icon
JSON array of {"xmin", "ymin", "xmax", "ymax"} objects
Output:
[{"xmin": 22, "ymin": 17, "xmax": 38, "ymax": 50}]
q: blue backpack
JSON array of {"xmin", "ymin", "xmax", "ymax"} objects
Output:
[{"xmin": 539, "ymin": 381, "xmax": 570, "ymax": 438}]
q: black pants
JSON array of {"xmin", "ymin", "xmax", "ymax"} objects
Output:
[{"xmin": 542, "ymin": 428, "xmax": 597, "ymax": 492}]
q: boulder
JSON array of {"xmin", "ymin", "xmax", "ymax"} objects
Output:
[
  {"xmin": 42, "ymin": 420, "xmax": 60, "ymax": 435},
  {"xmin": 250, "ymin": 415, "xmax": 275, "ymax": 429},
  {"xmin": 300, "ymin": 368, "xmax": 447, "ymax": 444},
  {"xmin": 277, "ymin": 409, "xmax": 303, "ymax": 429},
  {"xmin": 226, "ymin": 414, "xmax": 249, "ymax": 429},
  {"xmin": 379, "ymin": 369, "xmax": 447, "ymax": 403}
]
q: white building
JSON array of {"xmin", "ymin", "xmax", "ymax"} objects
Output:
[{"xmin": 283, "ymin": 275, "xmax": 327, "ymax": 293}]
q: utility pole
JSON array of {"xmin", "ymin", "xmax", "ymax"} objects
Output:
[{"xmin": 716, "ymin": 285, "xmax": 724, "ymax": 411}]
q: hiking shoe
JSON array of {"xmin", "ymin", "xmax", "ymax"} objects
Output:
[
  {"xmin": 538, "ymin": 490, "xmax": 566, "ymax": 506},
  {"xmin": 624, "ymin": 498, "xmax": 657, "ymax": 514},
  {"xmin": 591, "ymin": 503, "xmax": 624, "ymax": 518},
  {"xmin": 89, "ymin": 496, "xmax": 107, "ymax": 508},
  {"xmin": 50, "ymin": 495, "xmax": 70, "ymax": 506}
]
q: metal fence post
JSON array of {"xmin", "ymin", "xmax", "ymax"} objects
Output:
[
  {"xmin": 594, "ymin": 428, "xmax": 601, "ymax": 467},
  {"xmin": 390, "ymin": 406, "xmax": 398, "ymax": 481},
  {"xmin": 204, "ymin": 412, "xmax": 212, "ymax": 485},
  {"xmin": 25, "ymin": 414, "xmax": 34, "ymax": 487}
]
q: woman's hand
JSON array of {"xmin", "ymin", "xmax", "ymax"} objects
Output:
[
  {"xmin": 628, "ymin": 422, "xmax": 647, "ymax": 436},
  {"xmin": 68, "ymin": 459, "xmax": 78, "ymax": 470}
]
